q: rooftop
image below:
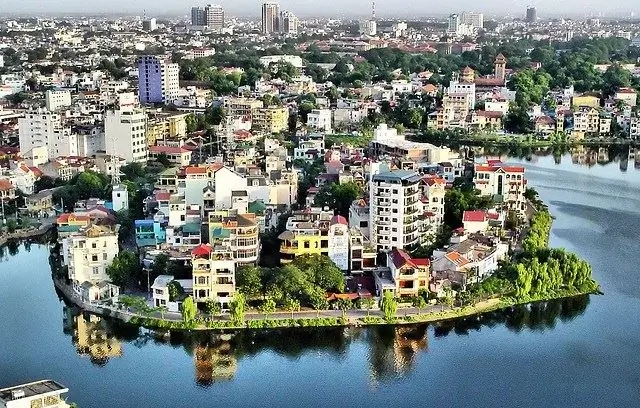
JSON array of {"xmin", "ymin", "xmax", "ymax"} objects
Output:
[{"xmin": 0, "ymin": 380, "xmax": 67, "ymax": 402}]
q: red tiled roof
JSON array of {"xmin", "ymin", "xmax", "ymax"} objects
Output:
[
  {"xmin": 0, "ymin": 179, "xmax": 14, "ymax": 190},
  {"xmin": 475, "ymin": 163, "xmax": 525, "ymax": 173},
  {"xmin": 330, "ymin": 215, "xmax": 348, "ymax": 225},
  {"xmin": 150, "ymin": 145, "xmax": 189, "ymax": 154},
  {"xmin": 445, "ymin": 251, "xmax": 470, "ymax": 267},
  {"xmin": 191, "ymin": 244, "xmax": 212, "ymax": 257},
  {"xmin": 155, "ymin": 191, "xmax": 171, "ymax": 201},
  {"xmin": 463, "ymin": 210, "xmax": 486, "ymax": 222}
]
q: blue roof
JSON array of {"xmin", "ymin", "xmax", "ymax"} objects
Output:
[
  {"xmin": 135, "ymin": 219, "xmax": 155, "ymax": 226},
  {"xmin": 373, "ymin": 170, "xmax": 422, "ymax": 183}
]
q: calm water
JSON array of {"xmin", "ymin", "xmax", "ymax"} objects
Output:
[{"xmin": 2, "ymin": 152, "xmax": 640, "ymax": 408}]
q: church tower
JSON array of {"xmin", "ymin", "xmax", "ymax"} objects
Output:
[{"xmin": 494, "ymin": 53, "xmax": 507, "ymax": 82}]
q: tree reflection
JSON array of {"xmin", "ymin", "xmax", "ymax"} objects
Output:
[{"xmin": 58, "ymin": 295, "xmax": 591, "ymax": 384}]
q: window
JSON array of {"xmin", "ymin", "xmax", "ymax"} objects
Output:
[
  {"xmin": 103, "ymin": 253, "xmax": 107, "ymax": 260},
  {"xmin": 304, "ymin": 241, "xmax": 310, "ymax": 249},
  {"xmin": 92, "ymin": 267, "xmax": 100, "ymax": 275},
  {"xmin": 91, "ymin": 255, "xmax": 98, "ymax": 262}
]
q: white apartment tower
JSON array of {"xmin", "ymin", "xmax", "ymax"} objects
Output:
[
  {"xmin": 45, "ymin": 90, "xmax": 72, "ymax": 111},
  {"xmin": 18, "ymin": 110, "xmax": 78, "ymax": 159},
  {"xmin": 105, "ymin": 107, "xmax": 148, "ymax": 163},
  {"xmin": 369, "ymin": 170, "xmax": 422, "ymax": 253},
  {"xmin": 280, "ymin": 11, "xmax": 299, "ymax": 35},
  {"xmin": 461, "ymin": 12, "xmax": 484, "ymax": 29},
  {"xmin": 137, "ymin": 55, "xmax": 180, "ymax": 105}
]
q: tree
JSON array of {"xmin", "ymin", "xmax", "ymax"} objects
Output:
[
  {"xmin": 259, "ymin": 298, "xmax": 277, "ymax": 319},
  {"xmin": 167, "ymin": 280, "xmax": 185, "ymax": 302},
  {"xmin": 313, "ymin": 182, "xmax": 362, "ymax": 218},
  {"xmin": 151, "ymin": 254, "xmax": 169, "ymax": 280},
  {"xmin": 106, "ymin": 250, "xmax": 140, "ymax": 287},
  {"xmin": 229, "ymin": 293, "xmax": 246, "ymax": 326},
  {"xmin": 236, "ymin": 265, "xmax": 263, "ymax": 298},
  {"xmin": 412, "ymin": 296, "xmax": 428, "ymax": 314},
  {"xmin": 283, "ymin": 297, "xmax": 300, "ymax": 319},
  {"xmin": 337, "ymin": 298, "xmax": 352, "ymax": 318},
  {"xmin": 291, "ymin": 254, "xmax": 345, "ymax": 293},
  {"xmin": 181, "ymin": 296, "xmax": 197, "ymax": 324},
  {"xmin": 380, "ymin": 291, "xmax": 397, "ymax": 321},
  {"xmin": 33, "ymin": 175, "xmax": 58, "ymax": 193},
  {"xmin": 362, "ymin": 297, "xmax": 375, "ymax": 316},
  {"xmin": 205, "ymin": 299, "xmax": 222, "ymax": 316},
  {"xmin": 602, "ymin": 63, "xmax": 631, "ymax": 98}
]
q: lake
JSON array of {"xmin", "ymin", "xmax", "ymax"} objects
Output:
[{"xmin": 1, "ymin": 150, "xmax": 640, "ymax": 408}]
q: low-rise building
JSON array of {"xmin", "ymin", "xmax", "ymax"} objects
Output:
[
  {"xmin": 0, "ymin": 380, "xmax": 70, "ymax": 408},
  {"xmin": 374, "ymin": 248, "xmax": 430, "ymax": 297},
  {"xmin": 473, "ymin": 161, "xmax": 526, "ymax": 215},
  {"xmin": 191, "ymin": 243, "xmax": 236, "ymax": 309}
]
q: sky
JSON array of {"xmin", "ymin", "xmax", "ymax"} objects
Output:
[{"xmin": 1, "ymin": 0, "xmax": 637, "ymax": 18}]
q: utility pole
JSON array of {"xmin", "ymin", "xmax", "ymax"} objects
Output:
[{"xmin": 1, "ymin": 198, "xmax": 5, "ymax": 225}]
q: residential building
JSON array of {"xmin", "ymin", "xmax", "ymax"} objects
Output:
[
  {"xmin": 359, "ymin": 19, "xmax": 377, "ymax": 36},
  {"xmin": 62, "ymin": 224, "xmax": 120, "ymax": 301},
  {"xmin": 526, "ymin": 6, "xmax": 538, "ymax": 23},
  {"xmin": 208, "ymin": 209, "xmax": 260, "ymax": 264},
  {"xmin": 149, "ymin": 145, "xmax": 193, "ymax": 166},
  {"xmin": 252, "ymin": 107, "xmax": 289, "ymax": 133},
  {"xmin": 280, "ymin": 11, "xmax": 299, "ymax": 35},
  {"xmin": 105, "ymin": 107, "xmax": 148, "ymax": 163},
  {"xmin": 0, "ymin": 179, "xmax": 16, "ymax": 200},
  {"xmin": 307, "ymin": 109, "xmax": 332, "ymax": 132},
  {"xmin": 448, "ymin": 78, "xmax": 476, "ymax": 109},
  {"xmin": 0, "ymin": 380, "xmax": 70, "ymax": 408},
  {"xmin": 614, "ymin": 88, "xmax": 637, "ymax": 107},
  {"xmin": 369, "ymin": 170, "xmax": 422, "ymax": 252},
  {"xmin": 461, "ymin": 11, "xmax": 484, "ymax": 29},
  {"xmin": 258, "ymin": 55, "xmax": 303, "ymax": 69},
  {"xmin": 45, "ymin": 90, "xmax": 72, "ymax": 111},
  {"xmin": 146, "ymin": 112, "xmax": 188, "ymax": 146},
  {"xmin": 137, "ymin": 55, "xmax": 180, "ymax": 105},
  {"xmin": 261, "ymin": 2, "xmax": 280, "ymax": 34},
  {"xmin": 374, "ymin": 248, "xmax": 430, "ymax": 297},
  {"xmin": 191, "ymin": 243, "xmax": 236, "ymax": 309},
  {"xmin": 204, "ymin": 4, "xmax": 225, "ymax": 29},
  {"xmin": 142, "ymin": 18, "xmax": 157, "ymax": 31},
  {"xmin": 18, "ymin": 110, "xmax": 76, "ymax": 159},
  {"xmin": 473, "ymin": 161, "xmax": 526, "ymax": 215}
]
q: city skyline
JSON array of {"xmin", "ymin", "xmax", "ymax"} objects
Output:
[{"xmin": 1, "ymin": 0, "xmax": 638, "ymax": 18}]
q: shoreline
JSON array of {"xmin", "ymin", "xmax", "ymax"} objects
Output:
[{"xmin": 53, "ymin": 276, "xmax": 597, "ymax": 332}]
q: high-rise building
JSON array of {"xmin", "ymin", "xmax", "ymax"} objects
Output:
[
  {"xmin": 191, "ymin": 6, "xmax": 206, "ymax": 25},
  {"xmin": 262, "ymin": 2, "xmax": 280, "ymax": 34},
  {"xmin": 461, "ymin": 12, "xmax": 484, "ymax": 29},
  {"xmin": 369, "ymin": 170, "xmax": 422, "ymax": 253},
  {"xmin": 142, "ymin": 18, "xmax": 157, "ymax": 31},
  {"xmin": 280, "ymin": 10, "xmax": 299, "ymax": 35},
  {"xmin": 18, "ymin": 109, "xmax": 78, "ymax": 159},
  {"xmin": 105, "ymin": 107, "xmax": 148, "ymax": 163},
  {"xmin": 205, "ymin": 4, "xmax": 224, "ymax": 29},
  {"xmin": 137, "ymin": 55, "xmax": 180, "ymax": 105},
  {"xmin": 447, "ymin": 13, "xmax": 460, "ymax": 34},
  {"xmin": 526, "ymin": 7, "xmax": 538, "ymax": 23},
  {"xmin": 359, "ymin": 0, "xmax": 377, "ymax": 36}
]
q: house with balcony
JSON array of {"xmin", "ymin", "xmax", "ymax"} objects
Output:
[
  {"xmin": 473, "ymin": 161, "xmax": 526, "ymax": 216},
  {"xmin": 373, "ymin": 248, "xmax": 430, "ymax": 297},
  {"xmin": 191, "ymin": 243, "xmax": 236, "ymax": 309},
  {"xmin": 208, "ymin": 209, "xmax": 259, "ymax": 265}
]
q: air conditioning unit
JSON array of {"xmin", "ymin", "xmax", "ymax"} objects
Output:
[{"xmin": 11, "ymin": 389, "xmax": 26, "ymax": 399}]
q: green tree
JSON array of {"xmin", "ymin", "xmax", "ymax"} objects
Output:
[
  {"xmin": 259, "ymin": 298, "xmax": 277, "ymax": 319},
  {"xmin": 236, "ymin": 265, "xmax": 263, "ymax": 298},
  {"xmin": 167, "ymin": 280, "xmax": 185, "ymax": 302},
  {"xmin": 283, "ymin": 296, "xmax": 300, "ymax": 319},
  {"xmin": 151, "ymin": 254, "xmax": 169, "ymax": 280},
  {"xmin": 205, "ymin": 299, "xmax": 222, "ymax": 316},
  {"xmin": 380, "ymin": 291, "xmax": 397, "ymax": 321},
  {"xmin": 602, "ymin": 63, "xmax": 631, "ymax": 98},
  {"xmin": 313, "ymin": 182, "xmax": 362, "ymax": 218},
  {"xmin": 229, "ymin": 293, "xmax": 246, "ymax": 326},
  {"xmin": 106, "ymin": 250, "xmax": 140, "ymax": 287},
  {"xmin": 337, "ymin": 298, "xmax": 352, "ymax": 318},
  {"xmin": 181, "ymin": 296, "xmax": 197, "ymax": 324},
  {"xmin": 362, "ymin": 297, "xmax": 375, "ymax": 317},
  {"xmin": 412, "ymin": 296, "xmax": 428, "ymax": 313}
]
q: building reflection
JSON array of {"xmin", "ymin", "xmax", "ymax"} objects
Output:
[
  {"xmin": 367, "ymin": 325, "xmax": 428, "ymax": 383},
  {"xmin": 194, "ymin": 335, "xmax": 238, "ymax": 386},
  {"xmin": 63, "ymin": 306, "xmax": 122, "ymax": 365}
]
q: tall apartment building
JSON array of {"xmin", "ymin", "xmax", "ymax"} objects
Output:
[
  {"xmin": 461, "ymin": 12, "xmax": 484, "ymax": 29},
  {"xmin": 191, "ymin": 243, "xmax": 236, "ymax": 309},
  {"xmin": 369, "ymin": 170, "xmax": 422, "ymax": 252},
  {"xmin": 526, "ymin": 7, "xmax": 538, "ymax": 23},
  {"xmin": 280, "ymin": 11, "xmax": 299, "ymax": 35},
  {"xmin": 191, "ymin": 4, "xmax": 224, "ymax": 29},
  {"xmin": 261, "ymin": 2, "xmax": 280, "ymax": 34},
  {"xmin": 105, "ymin": 107, "xmax": 148, "ymax": 163},
  {"xmin": 137, "ymin": 55, "xmax": 180, "ymax": 105},
  {"xmin": 18, "ymin": 109, "xmax": 77, "ymax": 159}
]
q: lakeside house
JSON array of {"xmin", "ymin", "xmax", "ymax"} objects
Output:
[{"xmin": 0, "ymin": 380, "xmax": 70, "ymax": 408}]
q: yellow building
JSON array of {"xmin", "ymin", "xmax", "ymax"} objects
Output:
[
  {"xmin": 571, "ymin": 94, "xmax": 600, "ymax": 108},
  {"xmin": 208, "ymin": 209, "xmax": 260, "ymax": 264},
  {"xmin": 146, "ymin": 112, "xmax": 188, "ymax": 147},
  {"xmin": 191, "ymin": 244, "xmax": 236, "ymax": 309},
  {"xmin": 279, "ymin": 228, "xmax": 328, "ymax": 263},
  {"xmin": 252, "ymin": 107, "xmax": 289, "ymax": 133}
]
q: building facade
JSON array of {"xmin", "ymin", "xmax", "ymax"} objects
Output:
[
  {"xmin": 105, "ymin": 107, "xmax": 148, "ymax": 163},
  {"xmin": 137, "ymin": 55, "xmax": 180, "ymax": 105}
]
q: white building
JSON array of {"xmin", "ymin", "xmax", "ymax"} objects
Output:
[
  {"xmin": 306, "ymin": 109, "xmax": 332, "ymax": 132},
  {"xmin": 328, "ymin": 216, "xmax": 350, "ymax": 271},
  {"xmin": 280, "ymin": 11, "xmax": 299, "ymax": 35},
  {"xmin": 45, "ymin": 90, "xmax": 72, "ymax": 112},
  {"xmin": 474, "ymin": 161, "xmax": 526, "ymax": 215},
  {"xmin": 62, "ymin": 224, "xmax": 120, "ymax": 301},
  {"xmin": 18, "ymin": 110, "xmax": 78, "ymax": 159},
  {"xmin": 369, "ymin": 170, "xmax": 422, "ymax": 252},
  {"xmin": 112, "ymin": 184, "xmax": 129, "ymax": 212},
  {"xmin": 448, "ymin": 79, "xmax": 476, "ymax": 109},
  {"xmin": 259, "ymin": 55, "xmax": 303, "ymax": 69},
  {"xmin": 461, "ymin": 11, "xmax": 484, "ymax": 29},
  {"xmin": 359, "ymin": 19, "xmax": 377, "ymax": 36},
  {"xmin": 0, "ymin": 380, "xmax": 70, "ymax": 408},
  {"xmin": 105, "ymin": 107, "xmax": 148, "ymax": 163}
]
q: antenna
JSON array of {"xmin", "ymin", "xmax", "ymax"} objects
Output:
[
  {"xmin": 111, "ymin": 139, "xmax": 121, "ymax": 185},
  {"xmin": 372, "ymin": 1, "xmax": 376, "ymax": 20}
]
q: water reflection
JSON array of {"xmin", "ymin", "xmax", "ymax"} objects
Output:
[
  {"xmin": 63, "ymin": 307, "xmax": 123, "ymax": 366},
  {"xmin": 58, "ymin": 295, "xmax": 591, "ymax": 384},
  {"xmin": 470, "ymin": 144, "xmax": 640, "ymax": 171}
]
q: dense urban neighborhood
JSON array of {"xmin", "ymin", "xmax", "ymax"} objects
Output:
[{"xmin": 0, "ymin": 4, "xmax": 621, "ymax": 330}]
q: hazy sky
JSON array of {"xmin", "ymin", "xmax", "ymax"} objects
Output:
[{"xmin": 1, "ymin": 0, "xmax": 637, "ymax": 17}]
